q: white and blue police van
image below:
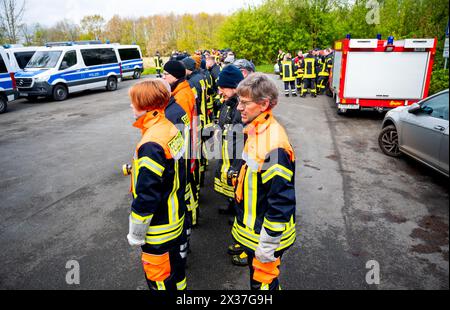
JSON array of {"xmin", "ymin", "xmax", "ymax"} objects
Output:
[
  {"xmin": 0, "ymin": 46, "xmax": 16, "ymax": 114},
  {"xmin": 14, "ymin": 42, "xmax": 122, "ymax": 101},
  {"xmin": 115, "ymin": 44, "xmax": 144, "ymax": 79},
  {"xmin": 3, "ymin": 45, "xmax": 39, "ymax": 73}
]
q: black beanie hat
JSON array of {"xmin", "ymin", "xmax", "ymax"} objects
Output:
[
  {"xmin": 163, "ymin": 61, "xmax": 186, "ymax": 79},
  {"xmin": 182, "ymin": 57, "xmax": 196, "ymax": 72},
  {"xmin": 217, "ymin": 65, "xmax": 245, "ymax": 89}
]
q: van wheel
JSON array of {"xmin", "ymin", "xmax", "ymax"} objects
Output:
[
  {"xmin": 106, "ymin": 77, "xmax": 118, "ymax": 91},
  {"xmin": 53, "ymin": 84, "xmax": 68, "ymax": 101},
  {"xmin": 133, "ymin": 70, "xmax": 141, "ymax": 79},
  {"xmin": 0, "ymin": 96, "xmax": 7, "ymax": 114},
  {"xmin": 378, "ymin": 125, "xmax": 402, "ymax": 157}
]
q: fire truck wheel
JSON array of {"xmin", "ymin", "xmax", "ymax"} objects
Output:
[{"xmin": 378, "ymin": 125, "xmax": 402, "ymax": 157}]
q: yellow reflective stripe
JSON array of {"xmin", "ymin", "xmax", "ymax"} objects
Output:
[
  {"xmin": 132, "ymin": 160, "xmax": 138, "ymax": 198},
  {"xmin": 263, "ymin": 218, "xmax": 286, "ymax": 232},
  {"xmin": 261, "ymin": 284, "xmax": 270, "ymax": 290},
  {"xmin": 137, "ymin": 157, "xmax": 165, "ymax": 177},
  {"xmin": 177, "ymin": 278, "xmax": 187, "ymax": 290},
  {"xmin": 261, "ymin": 164, "xmax": 293, "ymax": 184},
  {"xmin": 146, "ymin": 224, "xmax": 183, "ymax": 245},
  {"xmin": 232, "ymin": 220, "xmax": 296, "ymax": 251},
  {"xmin": 167, "ymin": 160, "xmax": 180, "ymax": 223},
  {"xmin": 156, "ymin": 281, "xmax": 166, "ymax": 290},
  {"xmin": 243, "ymin": 168, "xmax": 258, "ymax": 229},
  {"xmin": 131, "ymin": 211, "xmax": 153, "ymax": 223},
  {"xmin": 147, "ymin": 215, "xmax": 184, "ymax": 235},
  {"xmin": 191, "ymin": 87, "xmax": 198, "ymax": 99}
]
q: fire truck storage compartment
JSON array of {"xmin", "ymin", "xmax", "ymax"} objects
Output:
[{"xmin": 343, "ymin": 51, "xmax": 430, "ymax": 100}]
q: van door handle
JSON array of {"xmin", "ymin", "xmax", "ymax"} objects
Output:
[{"xmin": 434, "ymin": 125, "xmax": 445, "ymax": 131}]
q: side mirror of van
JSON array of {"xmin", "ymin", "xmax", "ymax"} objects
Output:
[{"xmin": 60, "ymin": 61, "xmax": 69, "ymax": 70}]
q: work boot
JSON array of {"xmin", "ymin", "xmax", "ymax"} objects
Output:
[
  {"xmin": 227, "ymin": 243, "xmax": 245, "ymax": 255},
  {"xmin": 312, "ymin": 93, "xmax": 317, "ymax": 98},
  {"xmin": 231, "ymin": 252, "xmax": 249, "ymax": 266},
  {"xmin": 292, "ymin": 93, "xmax": 298, "ymax": 97},
  {"xmin": 285, "ymin": 94, "xmax": 290, "ymax": 97}
]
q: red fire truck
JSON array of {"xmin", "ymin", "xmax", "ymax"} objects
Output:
[{"xmin": 329, "ymin": 36, "xmax": 437, "ymax": 115}]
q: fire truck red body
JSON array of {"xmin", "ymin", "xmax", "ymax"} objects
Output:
[{"xmin": 330, "ymin": 37, "xmax": 437, "ymax": 114}]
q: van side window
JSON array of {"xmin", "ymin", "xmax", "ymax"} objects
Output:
[
  {"xmin": 60, "ymin": 50, "xmax": 77, "ymax": 69},
  {"xmin": 118, "ymin": 48, "xmax": 140, "ymax": 61},
  {"xmin": 81, "ymin": 48, "xmax": 118, "ymax": 67},
  {"xmin": 0, "ymin": 56, "xmax": 7, "ymax": 73}
]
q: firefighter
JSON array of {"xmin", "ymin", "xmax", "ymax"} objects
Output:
[
  {"xmin": 301, "ymin": 51, "xmax": 317, "ymax": 98},
  {"xmin": 127, "ymin": 79, "xmax": 187, "ymax": 291},
  {"xmin": 281, "ymin": 53, "xmax": 297, "ymax": 97},
  {"xmin": 294, "ymin": 51, "xmax": 304, "ymax": 94},
  {"xmin": 317, "ymin": 48, "xmax": 333, "ymax": 95},
  {"xmin": 182, "ymin": 57, "xmax": 205, "ymax": 222},
  {"xmin": 154, "ymin": 51, "xmax": 163, "ymax": 78},
  {"xmin": 233, "ymin": 59, "xmax": 256, "ymax": 78},
  {"xmin": 213, "ymin": 65, "xmax": 247, "ymax": 266},
  {"xmin": 276, "ymin": 49, "xmax": 286, "ymax": 79},
  {"xmin": 163, "ymin": 60, "xmax": 198, "ymax": 258},
  {"xmin": 234, "ymin": 73, "xmax": 297, "ymax": 290}
]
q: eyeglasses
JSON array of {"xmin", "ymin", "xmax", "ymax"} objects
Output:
[{"xmin": 237, "ymin": 97, "xmax": 258, "ymax": 107}]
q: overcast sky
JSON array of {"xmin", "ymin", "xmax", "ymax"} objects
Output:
[{"xmin": 23, "ymin": 0, "xmax": 264, "ymax": 26}]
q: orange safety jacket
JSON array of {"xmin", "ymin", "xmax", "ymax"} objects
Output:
[{"xmin": 233, "ymin": 111, "xmax": 296, "ymax": 252}]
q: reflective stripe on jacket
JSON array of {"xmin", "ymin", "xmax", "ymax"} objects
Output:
[
  {"xmin": 281, "ymin": 60, "xmax": 296, "ymax": 82},
  {"xmin": 301, "ymin": 56, "xmax": 316, "ymax": 79}
]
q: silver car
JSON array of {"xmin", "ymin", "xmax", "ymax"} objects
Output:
[{"xmin": 378, "ymin": 89, "xmax": 449, "ymax": 177}]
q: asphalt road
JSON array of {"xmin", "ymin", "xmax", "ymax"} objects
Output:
[{"xmin": 0, "ymin": 75, "xmax": 448, "ymax": 290}]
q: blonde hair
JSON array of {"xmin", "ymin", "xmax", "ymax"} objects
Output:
[{"xmin": 129, "ymin": 79, "xmax": 170, "ymax": 111}]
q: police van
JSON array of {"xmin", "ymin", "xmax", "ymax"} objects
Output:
[
  {"xmin": 0, "ymin": 46, "xmax": 16, "ymax": 114},
  {"xmin": 14, "ymin": 42, "xmax": 122, "ymax": 101},
  {"xmin": 4, "ymin": 45, "xmax": 39, "ymax": 73},
  {"xmin": 116, "ymin": 44, "xmax": 144, "ymax": 79}
]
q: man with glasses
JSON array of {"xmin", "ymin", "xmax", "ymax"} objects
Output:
[{"xmin": 232, "ymin": 73, "xmax": 297, "ymax": 290}]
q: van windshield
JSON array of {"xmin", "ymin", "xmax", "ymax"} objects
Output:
[{"xmin": 26, "ymin": 51, "xmax": 62, "ymax": 69}]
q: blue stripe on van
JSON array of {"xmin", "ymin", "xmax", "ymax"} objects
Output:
[{"xmin": 14, "ymin": 70, "xmax": 48, "ymax": 78}]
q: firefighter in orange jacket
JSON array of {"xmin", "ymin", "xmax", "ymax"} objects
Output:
[
  {"xmin": 234, "ymin": 73, "xmax": 297, "ymax": 290},
  {"xmin": 126, "ymin": 79, "xmax": 187, "ymax": 291}
]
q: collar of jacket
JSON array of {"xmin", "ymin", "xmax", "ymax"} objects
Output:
[
  {"xmin": 171, "ymin": 79, "xmax": 189, "ymax": 97},
  {"xmin": 133, "ymin": 109, "xmax": 164, "ymax": 135},
  {"xmin": 244, "ymin": 110, "xmax": 273, "ymax": 137},
  {"xmin": 225, "ymin": 95, "xmax": 239, "ymax": 107}
]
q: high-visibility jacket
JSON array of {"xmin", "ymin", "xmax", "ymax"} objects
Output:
[
  {"xmin": 277, "ymin": 52, "xmax": 286, "ymax": 63},
  {"xmin": 301, "ymin": 55, "xmax": 316, "ymax": 79},
  {"xmin": 154, "ymin": 56, "xmax": 163, "ymax": 70},
  {"xmin": 281, "ymin": 60, "xmax": 296, "ymax": 82},
  {"xmin": 214, "ymin": 95, "xmax": 244, "ymax": 198},
  {"xmin": 318, "ymin": 54, "xmax": 333, "ymax": 77},
  {"xmin": 130, "ymin": 110, "xmax": 186, "ymax": 252},
  {"xmin": 232, "ymin": 111, "xmax": 296, "ymax": 252}
]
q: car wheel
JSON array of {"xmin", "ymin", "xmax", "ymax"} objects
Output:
[
  {"xmin": 106, "ymin": 76, "xmax": 118, "ymax": 91},
  {"xmin": 0, "ymin": 96, "xmax": 7, "ymax": 114},
  {"xmin": 53, "ymin": 84, "xmax": 68, "ymax": 101},
  {"xmin": 133, "ymin": 70, "xmax": 141, "ymax": 80},
  {"xmin": 378, "ymin": 125, "xmax": 402, "ymax": 157}
]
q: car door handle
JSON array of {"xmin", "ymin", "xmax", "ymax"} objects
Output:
[{"xmin": 434, "ymin": 125, "xmax": 445, "ymax": 131}]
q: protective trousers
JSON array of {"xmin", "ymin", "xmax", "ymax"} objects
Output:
[
  {"xmin": 247, "ymin": 251, "xmax": 283, "ymax": 290},
  {"xmin": 141, "ymin": 244, "xmax": 187, "ymax": 291},
  {"xmin": 284, "ymin": 81, "xmax": 296, "ymax": 95},
  {"xmin": 301, "ymin": 78, "xmax": 316, "ymax": 96},
  {"xmin": 317, "ymin": 76, "xmax": 329, "ymax": 94}
]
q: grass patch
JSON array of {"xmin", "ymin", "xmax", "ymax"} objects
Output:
[
  {"xmin": 256, "ymin": 63, "xmax": 275, "ymax": 74},
  {"xmin": 142, "ymin": 67, "xmax": 157, "ymax": 76}
]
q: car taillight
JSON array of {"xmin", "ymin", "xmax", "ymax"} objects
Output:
[{"xmin": 10, "ymin": 72, "xmax": 16, "ymax": 90}]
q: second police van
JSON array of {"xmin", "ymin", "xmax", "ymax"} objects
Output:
[
  {"xmin": 0, "ymin": 46, "xmax": 16, "ymax": 114},
  {"xmin": 14, "ymin": 42, "xmax": 122, "ymax": 101},
  {"xmin": 116, "ymin": 44, "xmax": 144, "ymax": 79},
  {"xmin": 3, "ymin": 45, "xmax": 39, "ymax": 74}
]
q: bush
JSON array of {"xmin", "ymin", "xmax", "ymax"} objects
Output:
[{"xmin": 429, "ymin": 68, "xmax": 449, "ymax": 95}]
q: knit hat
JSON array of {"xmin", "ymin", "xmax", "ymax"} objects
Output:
[
  {"xmin": 182, "ymin": 57, "xmax": 196, "ymax": 71},
  {"xmin": 163, "ymin": 61, "xmax": 186, "ymax": 79},
  {"xmin": 217, "ymin": 65, "xmax": 244, "ymax": 89}
]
